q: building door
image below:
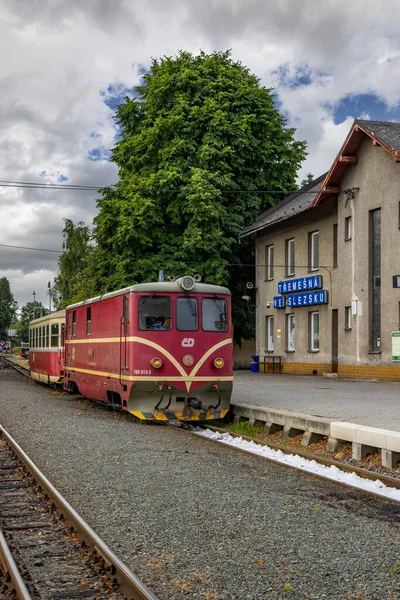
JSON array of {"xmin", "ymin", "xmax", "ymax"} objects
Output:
[{"xmin": 331, "ymin": 309, "xmax": 338, "ymax": 373}]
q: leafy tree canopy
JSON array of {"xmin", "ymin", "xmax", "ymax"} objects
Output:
[
  {"xmin": 0, "ymin": 277, "xmax": 17, "ymax": 340},
  {"xmin": 92, "ymin": 50, "xmax": 306, "ymax": 343},
  {"xmin": 300, "ymin": 172, "xmax": 314, "ymax": 187},
  {"xmin": 52, "ymin": 219, "xmax": 93, "ymax": 309},
  {"xmin": 15, "ymin": 302, "xmax": 49, "ymax": 342}
]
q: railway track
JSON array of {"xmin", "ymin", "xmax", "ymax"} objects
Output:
[
  {"xmin": 6, "ymin": 354, "xmax": 400, "ymax": 505},
  {"xmin": 0, "ymin": 425, "xmax": 159, "ymax": 600},
  {"xmin": 1, "ymin": 357, "xmax": 31, "ymax": 379}
]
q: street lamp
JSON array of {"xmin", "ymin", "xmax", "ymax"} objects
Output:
[{"xmin": 47, "ymin": 281, "xmax": 51, "ymax": 312}]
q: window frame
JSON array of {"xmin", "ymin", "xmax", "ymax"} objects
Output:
[
  {"xmin": 345, "ymin": 216, "xmax": 352, "ymax": 241},
  {"xmin": 176, "ymin": 297, "xmax": 199, "ymax": 331},
  {"xmin": 309, "ymin": 230, "xmax": 319, "ymax": 271},
  {"xmin": 285, "ymin": 238, "xmax": 295, "ymax": 277},
  {"xmin": 201, "ymin": 298, "xmax": 228, "ymax": 332},
  {"xmin": 72, "ymin": 311, "xmax": 76, "ymax": 337},
  {"xmin": 86, "ymin": 306, "xmax": 91, "ymax": 336},
  {"xmin": 138, "ymin": 295, "xmax": 172, "ymax": 331},
  {"xmin": 265, "ymin": 244, "xmax": 274, "ymax": 281},
  {"xmin": 309, "ymin": 311, "xmax": 320, "ymax": 352},
  {"xmin": 333, "ymin": 223, "xmax": 338, "ymax": 267},
  {"xmin": 266, "ymin": 315, "xmax": 274, "ymax": 352},
  {"xmin": 345, "ymin": 306, "xmax": 352, "ymax": 330},
  {"xmin": 286, "ymin": 313, "xmax": 295, "ymax": 352}
]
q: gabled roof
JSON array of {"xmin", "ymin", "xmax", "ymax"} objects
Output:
[
  {"xmin": 241, "ymin": 119, "xmax": 400, "ymax": 237},
  {"xmin": 240, "ymin": 173, "xmax": 326, "ymax": 238},
  {"xmin": 315, "ymin": 119, "xmax": 400, "ymax": 206}
]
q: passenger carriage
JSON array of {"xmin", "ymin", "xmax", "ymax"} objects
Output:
[
  {"xmin": 64, "ymin": 276, "xmax": 233, "ymax": 421},
  {"xmin": 29, "ymin": 310, "xmax": 66, "ymax": 384}
]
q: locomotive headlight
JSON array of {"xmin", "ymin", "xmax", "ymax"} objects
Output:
[
  {"xmin": 214, "ymin": 357, "xmax": 224, "ymax": 369},
  {"xmin": 151, "ymin": 357, "xmax": 163, "ymax": 368}
]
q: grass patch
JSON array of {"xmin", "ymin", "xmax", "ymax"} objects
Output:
[{"xmin": 229, "ymin": 421, "xmax": 262, "ymax": 438}]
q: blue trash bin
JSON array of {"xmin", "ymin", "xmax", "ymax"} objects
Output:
[
  {"xmin": 251, "ymin": 355, "xmax": 259, "ymax": 363},
  {"xmin": 250, "ymin": 361, "xmax": 259, "ymax": 373}
]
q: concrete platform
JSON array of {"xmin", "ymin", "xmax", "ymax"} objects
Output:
[{"xmin": 232, "ymin": 372, "xmax": 400, "ymax": 468}]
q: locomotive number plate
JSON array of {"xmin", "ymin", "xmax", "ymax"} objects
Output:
[{"xmin": 133, "ymin": 369, "xmax": 152, "ymax": 375}]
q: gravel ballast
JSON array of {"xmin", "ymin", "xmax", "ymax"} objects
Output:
[{"xmin": 1, "ymin": 368, "xmax": 400, "ymax": 599}]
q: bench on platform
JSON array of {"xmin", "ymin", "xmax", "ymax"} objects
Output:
[{"xmin": 259, "ymin": 355, "xmax": 283, "ymax": 374}]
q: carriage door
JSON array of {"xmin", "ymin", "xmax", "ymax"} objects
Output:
[{"xmin": 120, "ymin": 295, "xmax": 129, "ymax": 381}]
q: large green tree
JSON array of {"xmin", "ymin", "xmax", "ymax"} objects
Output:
[
  {"xmin": 0, "ymin": 277, "xmax": 17, "ymax": 340},
  {"xmin": 15, "ymin": 302, "xmax": 48, "ymax": 342},
  {"xmin": 93, "ymin": 50, "xmax": 306, "ymax": 342},
  {"xmin": 52, "ymin": 219, "xmax": 93, "ymax": 309}
]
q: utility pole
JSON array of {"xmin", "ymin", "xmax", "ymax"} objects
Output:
[{"xmin": 33, "ymin": 290, "xmax": 37, "ymax": 318}]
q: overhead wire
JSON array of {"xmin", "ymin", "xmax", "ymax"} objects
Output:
[{"xmin": 0, "ymin": 178, "xmax": 322, "ymax": 195}]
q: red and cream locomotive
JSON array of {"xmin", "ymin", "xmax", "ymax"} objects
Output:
[{"xmin": 29, "ymin": 276, "xmax": 233, "ymax": 421}]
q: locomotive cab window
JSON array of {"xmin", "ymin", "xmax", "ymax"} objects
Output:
[
  {"xmin": 202, "ymin": 298, "xmax": 228, "ymax": 331},
  {"xmin": 139, "ymin": 296, "xmax": 172, "ymax": 330},
  {"xmin": 177, "ymin": 297, "xmax": 198, "ymax": 331}
]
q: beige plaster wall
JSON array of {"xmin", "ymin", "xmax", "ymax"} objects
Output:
[
  {"xmin": 255, "ymin": 205, "xmax": 338, "ymax": 365},
  {"xmin": 337, "ymin": 137, "xmax": 400, "ymax": 366}
]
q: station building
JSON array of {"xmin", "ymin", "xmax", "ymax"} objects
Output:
[{"xmin": 241, "ymin": 120, "xmax": 400, "ymax": 380}]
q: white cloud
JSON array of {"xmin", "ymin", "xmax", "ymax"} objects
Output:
[{"xmin": 1, "ymin": 0, "xmax": 400, "ymax": 305}]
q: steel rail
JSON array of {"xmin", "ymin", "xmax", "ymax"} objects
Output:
[
  {"xmin": 2, "ymin": 358, "xmax": 31, "ymax": 379},
  {"xmin": 175, "ymin": 425, "xmax": 400, "ymax": 506},
  {"xmin": 0, "ymin": 425, "xmax": 160, "ymax": 600},
  {"xmin": 0, "ymin": 528, "xmax": 31, "ymax": 600}
]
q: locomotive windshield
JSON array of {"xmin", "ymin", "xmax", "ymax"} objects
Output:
[
  {"xmin": 139, "ymin": 296, "xmax": 172, "ymax": 330},
  {"xmin": 176, "ymin": 297, "xmax": 198, "ymax": 331},
  {"xmin": 202, "ymin": 298, "xmax": 228, "ymax": 331}
]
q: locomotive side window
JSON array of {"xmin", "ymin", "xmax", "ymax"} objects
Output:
[
  {"xmin": 86, "ymin": 307, "xmax": 91, "ymax": 335},
  {"xmin": 139, "ymin": 296, "xmax": 172, "ymax": 330},
  {"xmin": 51, "ymin": 323, "xmax": 59, "ymax": 347},
  {"xmin": 72, "ymin": 311, "xmax": 76, "ymax": 336},
  {"xmin": 202, "ymin": 298, "xmax": 228, "ymax": 332},
  {"xmin": 177, "ymin": 297, "xmax": 198, "ymax": 331}
]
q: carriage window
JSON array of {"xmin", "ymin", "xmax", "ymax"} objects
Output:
[
  {"xmin": 42, "ymin": 325, "xmax": 46, "ymax": 347},
  {"xmin": 202, "ymin": 298, "xmax": 228, "ymax": 331},
  {"xmin": 177, "ymin": 297, "xmax": 198, "ymax": 331},
  {"xmin": 51, "ymin": 323, "xmax": 59, "ymax": 347},
  {"xmin": 35, "ymin": 327, "xmax": 38, "ymax": 348},
  {"xmin": 139, "ymin": 296, "xmax": 172, "ymax": 330},
  {"xmin": 72, "ymin": 311, "xmax": 76, "ymax": 336},
  {"xmin": 61, "ymin": 323, "xmax": 65, "ymax": 346},
  {"xmin": 86, "ymin": 307, "xmax": 91, "ymax": 335},
  {"xmin": 46, "ymin": 324, "xmax": 50, "ymax": 348}
]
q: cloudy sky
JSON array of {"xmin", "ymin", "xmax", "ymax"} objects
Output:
[{"xmin": 2, "ymin": 0, "xmax": 400, "ymax": 308}]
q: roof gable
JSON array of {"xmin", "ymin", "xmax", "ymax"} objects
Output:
[{"xmin": 315, "ymin": 119, "xmax": 400, "ymax": 206}]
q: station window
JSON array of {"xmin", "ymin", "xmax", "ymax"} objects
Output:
[
  {"xmin": 72, "ymin": 311, "xmax": 76, "ymax": 336},
  {"xmin": 177, "ymin": 297, "xmax": 198, "ymax": 331},
  {"xmin": 202, "ymin": 298, "xmax": 228, "ymax": 331},
  {"xmin": 333, "ymin": 224, "xmax": 338, "ymax": 267},
  {"xmin": 266, "ymin": 316, "xmax": 274, "ymax": 352},
  {"xmin": 51, "ymin": 323, "xmax": 59, "ymax": 347},
  {"xmin": 309, "ymin": 231, "xmax": 319, "ymax": 271},
  {"xmin": 286, "ymin": 314, "xmax": 295, "ymax": 351},
  {"xmin": 285, "ymin": 238, "xmax": 295, "ymax": 277},
  {"xmin": 265, "ymin": 245, "xmax": 274, "ymax": 281},
  {"xmin": 86, "ymin": 307, "xmax": 91, "ymax": 335},
  {"xmin": 345, "ymin": 216, "xmax": 352, "ymax": 241},
  {"xmin": 139, "ymin": 296, "xmax": 172, "ymax": 330},
  {"xmin": 345, "ymin": 306, "xmax": 352, "ymax": 330},
  {"xmin": 309, "ymin": 311, "xmax": 320, "ymax": 351}
]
